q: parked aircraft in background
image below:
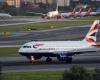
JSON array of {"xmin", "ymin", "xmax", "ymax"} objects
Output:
[
  {"xmin": 45, "ymin": 8, "xmax": 77, "ymax": 19},
  {"xmin": 28, "ymin": 3, "xmax": 79, "ymax": 19},
  {"xmin": 74, "ymin": 7, "xmax": 100, "ymax": 17},
  {"xmin": 79, "ymin": 8, "xmax": 92, "ymax": 17},
  {"xmin": 74, "ymin": 8, "xmax": 92, "ymax": 17},
  {"xmin": 43, "ymin": 7, "xmax": 79, "ymax": 19},
  {"xmin": 28, "ymin": 9, "xmax": 59, "ymax": 19},
  {"xmin": 43, "ymin": 9, "xmax": 59, "ymax": 19},
  {"xmin": 28, "ymin": 2, "xmax": 60, "ymax": 19},
  {"xmin": 19, "ymin": 20, "xmax": 100, "ymax": 63},
  {"xmin": 0, "ymin": 13, "xmax": 12, "ymax": 17},
  {"xmin": 60, "ymin": 8, "xmax": 77, "ymax": 18},
  {"xmin": 72, "ymin": 8, "xmax": 83, "ymax": 17},
  {"xmin": 90, "ymin": 11, "xmax": 100, "ymax": 16}
]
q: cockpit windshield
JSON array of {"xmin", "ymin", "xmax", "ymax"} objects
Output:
[{"xmin": 23, "ymin": 46, "xmax": 31, "ymax": 48}]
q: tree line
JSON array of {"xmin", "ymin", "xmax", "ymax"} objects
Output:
[{"xmin": 62, "ymin": 65, "xmax": 100, "ymax": 80}]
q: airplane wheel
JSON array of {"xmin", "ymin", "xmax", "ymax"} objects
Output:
[{"xmin": 46, "ymin": 57, "xmax": 52, "ymax": 62}]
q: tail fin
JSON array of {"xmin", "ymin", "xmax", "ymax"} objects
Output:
[
  {"xmin": 70, "ymin": 8, "xmax": 76, "ymax": 16},
  {"xmin": 84, "ymin": 8, "xmax": 92, "ymax": 16},
  {"xmin": 56, "ymin": 1, "xmax": 58, "ymax": 11},
  {"xmin": 76, "ymin": 8, "xmax": 83, "ymax": 16},
  {"xmin": 72, "ymin": 8, "xmax": 76, "ymax": 14},
  {"xmin": 78, "ymin": 8, "xmax": 83, "ymax": 14},
  {"xmin": 83, "ymin": 20, "xmax": 100, "ymax": 43}
]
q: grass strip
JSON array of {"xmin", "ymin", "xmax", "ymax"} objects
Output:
[
  {"xmin": 1, "ymin": 71, "xmax": 63, "ymax": 80},
  {"xmin": 0, "ymin": 47, "xmax": 19, "ymax": 57},
  {"xmin": 1, "ymin": 16, "xmax": 100, "ymax": 32},
  {"xmin": 0, "ymin": 20, "xmax": 92, "ymax": 32}
]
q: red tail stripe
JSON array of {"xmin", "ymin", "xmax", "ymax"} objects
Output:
[{"xmin": 85, "ymin": 38, "xmax": 96, "ymax": 42}]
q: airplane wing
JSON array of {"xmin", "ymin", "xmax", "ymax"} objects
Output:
[{"xmin": 54, "ymin": 49, "xmax": 100, "ymax": 56}]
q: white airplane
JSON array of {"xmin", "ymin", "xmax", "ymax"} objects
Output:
[
  {"xmin": 44, "ymin": 9, "xmax": 59, "ymax": 19},
  {"xmin": 77, "ymin": 8, "xmax": 100, "ymax": 17},
  {"xmin": 60, "ymin": 8, "xmax": 76, "ymax": 18},
  {"xmin": 19, "ymin": 20, "xmax": 100, "ymax": 63},
  {"xmin": 61, "ymin": 7, "xmax": 89, "ymax": 18},
  {"xmin": 73, "ymin": 8, "xmax": 83, "ymax": 17},
  {"xmin": 71, "ymin": 5, "xmax": 92, "ymax": 17},
  {"xmin": 28, "ymin": 3, "xmax": 76, "ymax": 19},
  {"xmin": 29, "ymin": 2, "xmax": 59, "ymax": 19},
  {"xmin": 45, "ymin": 7, "xmax": 81, "ymax": 19},
  {"xmin": 80, "ymin": 8, "xmax": 92, "ymax": 17},
  {"xmin": 71, "ymin": 8, "xmax": 92, "ymax": 17},
  {"xmin": 28, "ymin": 10, "xmax": 59, "ymax": 19}
]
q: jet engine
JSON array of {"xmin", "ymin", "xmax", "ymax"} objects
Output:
[{"xmin": 57, "ymin": 54, "xmax": 72, "ymax": 63}]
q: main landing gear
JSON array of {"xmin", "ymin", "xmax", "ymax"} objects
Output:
[
  {"xmin": 26, "ymin": 56, "xmax": 42, "ymax": 63},
  {"xmin": 57, "ymin": 55, "xmax": 72, "ymax": 63},
  {"xmin": 46, "ymin": 57, "xmax": 52, "ymax": 62},
  {"xmin": 28, "ymin": 56, "xmax": 35, "ymax": 63}
]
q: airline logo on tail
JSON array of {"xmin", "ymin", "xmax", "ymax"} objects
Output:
[{"xmin": 83, "ymin": 20, "xmax": 100, "ymax": 43}]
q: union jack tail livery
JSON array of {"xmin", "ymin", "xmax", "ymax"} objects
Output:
[{"xmin": 83, "ymin": 20, "xmax": 100, "ymax": 43}]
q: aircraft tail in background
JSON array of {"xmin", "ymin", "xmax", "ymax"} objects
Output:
[
  {"xmin": 74, "ymin": 8, "xmax": 83, "ymax": 17},
  {"xmin": 70, "ymin": 8, "xmax": 76, "ymax": 16},
  {"xmin": 84, "ymin": 8, "xmax": 92, "ymax": 16}
]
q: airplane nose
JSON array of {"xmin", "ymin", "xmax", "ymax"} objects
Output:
[{"xmin": 18, "ymin": 48, "xmax": 23, "ymax": 53}]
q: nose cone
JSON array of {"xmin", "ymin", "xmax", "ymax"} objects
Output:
[
  {"xmin": 18, "ymin": 47, "xmax": 26, "ymax": 56},
  {"xmin": 18, "ymin": 48, "xmax": 23, "ymax": 53}
]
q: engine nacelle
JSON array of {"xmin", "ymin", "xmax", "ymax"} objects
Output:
[{"xmin": 57, "ymin": 54, "xmax": 72, "ymax": 63}]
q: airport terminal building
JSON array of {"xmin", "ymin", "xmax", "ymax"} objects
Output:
[
  {"xmin": 0, "ymin": 0, "xmax": 100, "ymax": 8},
  {"xmin": 0, "ymin": 0, "xmax": 70, "ymax": 8},
  {"xmin": 0, "ymin": 0, "xmax": 100, "ymax": 12}
]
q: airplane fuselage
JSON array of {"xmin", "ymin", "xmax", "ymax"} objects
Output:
[
  {"xmin": 46, "ymin": 11, "xmax": 59, "ymax": 18},
  {"xmin": 19, "ymin": 41, "xmax": 99, "ymax": 56}
]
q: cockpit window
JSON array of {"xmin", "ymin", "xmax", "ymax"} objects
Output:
[
  {"xmin": 23, "ymin": 46, "xmax": 31, "ymax": 48},
  {"xmin": 33, "ymin": 45, "xmax": 37, "ymax": 48}
]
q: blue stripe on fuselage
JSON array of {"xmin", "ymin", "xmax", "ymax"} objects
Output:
[{"xmin": 19, "ymin": 52, "xmax": 57, "ymax": 57}]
